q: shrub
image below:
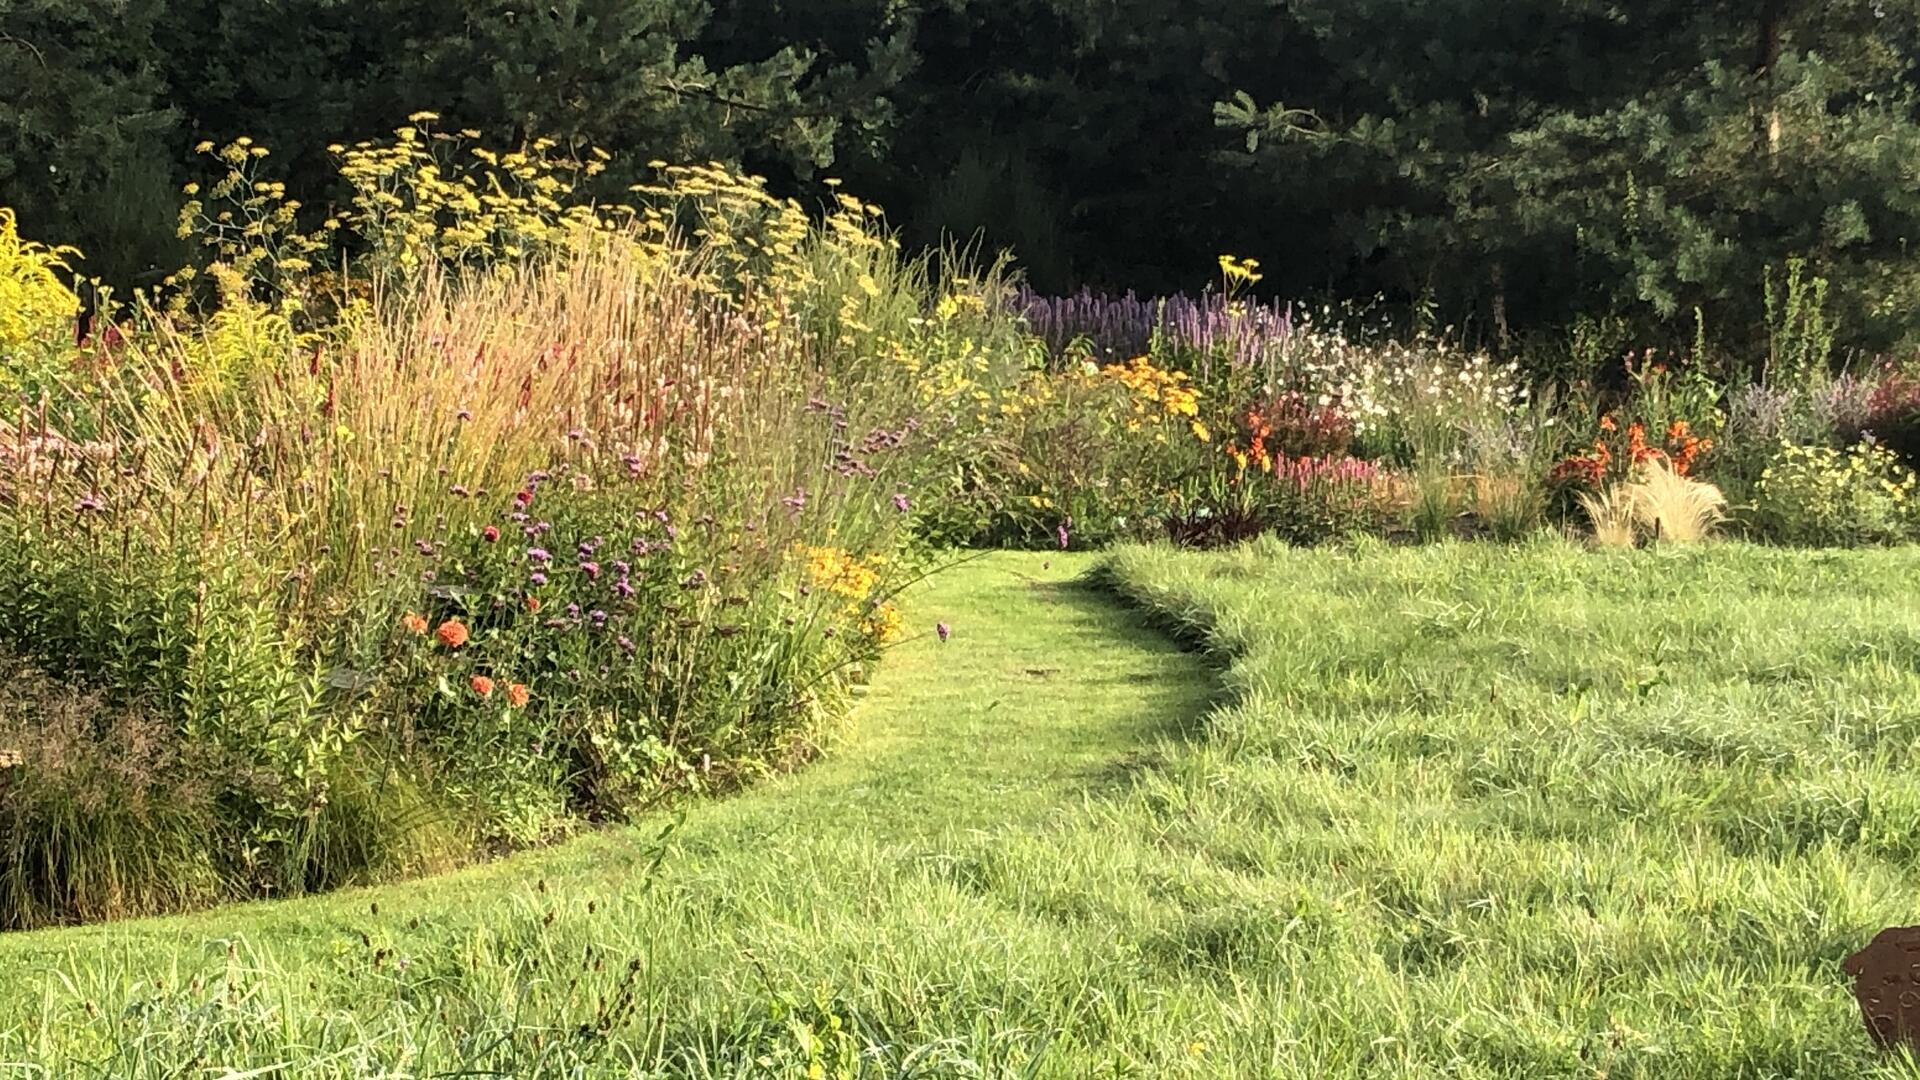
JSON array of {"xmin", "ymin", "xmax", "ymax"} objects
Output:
[
  {"xmin": 1752, "ymin": 441, "xmax": 1919, "ymax": 546},
  {"xmin": 1860, "ymin": 369, "xmax": 1920, "ymax": 468}
]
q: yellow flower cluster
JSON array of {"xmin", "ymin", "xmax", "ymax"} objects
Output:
[
  {"xmin": 332, "ymin": 116, "xmax": 620, "ymax": 272},
  {"xmin": 1760, "ymin": 442, "xmax": 1917, "ymax": 503},
  {"xmin": 0, "ymin": 210, "xmax": 79, "ymax": 353},
  {"xmin": 631, "ymin": 162, "xmax": 892, "ymax": 322},
  {"xmin": 862, "ymin": 602, "xmax": 904, "ymax": 644},
  {"xmin": 798, "ymin": 544, "xmax": 882, "ymax": 599},
  {"xmin": 174, "ymin": 137, "xmax": 328, "ymax": 292},
  {"xmin": 1103, "ymin": 357, "xmax": 1200, "ymax": 418},
  {"xmin": 796, "ymin": 545, "xmax": 902, "ymax": 645},
  {"xmin": 1100, "ymin": 356, "xmax": 1209, "ymax": 440}
]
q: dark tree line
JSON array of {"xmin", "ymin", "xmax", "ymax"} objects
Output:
[{"xmin": 7, "ymin": 0, "xmax": 1920, "ymax": 359}]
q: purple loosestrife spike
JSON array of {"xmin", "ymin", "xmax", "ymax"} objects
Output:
[
  {"xmin": 1057, "ymin": 521, "xmax": 1072, "ymax": 550},
  {"xmin": 936, "ymin": 622, "xmax": 951, "ymax": 643}
]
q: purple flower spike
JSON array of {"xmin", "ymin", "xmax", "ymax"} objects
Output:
[{"xmin": 1056, "ymin": 521, "xmax": 1071, "ymax": 550}]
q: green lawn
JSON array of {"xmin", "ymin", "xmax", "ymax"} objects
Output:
[{"xmin": 4, "ymin": 542, "xmax": 1920, "ymax": 1077}]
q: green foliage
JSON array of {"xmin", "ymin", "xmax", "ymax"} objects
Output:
[{"xmin": 1766, "ymin": 257, "xmax": 1837, "ymax": 389}]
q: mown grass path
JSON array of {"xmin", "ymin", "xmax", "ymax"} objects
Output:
[{"xmin": 0, "ymin": 552, "xmax": 1218, "ymax": 1076}]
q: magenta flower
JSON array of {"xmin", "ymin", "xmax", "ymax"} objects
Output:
[
  {"xmin": 892, "ymin": 493, "xmax": 911, "ymax": 513},
  {"xmin": 936, "ymin": 622, "xmax": 951, "ymax": 643},
  {"xmin": 1056, "ymin": 521, "xmax": 1071, "ymax": 550}
]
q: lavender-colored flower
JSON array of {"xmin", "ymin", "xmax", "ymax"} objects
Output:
[
  {"xmin": 682, "ymin": 569, "xmax": 708, "ymax": 590},
  {"xmin": 566, "ymin": 602, "xmax": 581, "ymax": 618},
  {"xmin": 618, "ymin": 635, "xmax": 635, "ymax": 653},
  {"xmin": 1056, "ymin": 521, "xmax": 1072, "ymax": 550},
  {"xmin": 527, "ymin": 548, "xmax": 552, "ymax": 563},
  {"xmin": 936, "ymin": 622, "xmax": 951, "ymax": 643},
  {"xmin": 590, "ymin": 609, "xmax": 608, "ymax": 627},
  {"xmin": 612, "ymin": 560, "xmax": 630, "ymax": 576},
  {"xmin": 580, "ymin": 561, "xmax": 601, "ymax": 581},
  {"xmin": 782, "ymin": 489, "xmax": 808, "ymax": 513},
  {"xmin": 892, "ymin": 493, "xmax": 911, "ymax": 513},
  {"xmin": 530, "ymin": 571, "xmax": 549, "ymax": 587},
  {"xmin": 614, "ymin": 578, "xmax": 635, "ymax": 599},
  {"xmin": 75, "ymin": 494, "xmax": 105, "ymax": 513}
]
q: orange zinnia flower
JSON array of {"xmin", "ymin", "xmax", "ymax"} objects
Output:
[
  {"xmin": 526, "ymin": 595, "xmax": 541, "ymax": 613},
  {"xmin": 436, "ymin": 619, "xmax": 470, "ymax": 648},
  {"xmin": 470, "ymin": 674, "xmax": 495, "ymax": 697},
  {"xmin": 401, "ymin": 612, "xmax": 428, "ymax": 635},
  {"xmin": 505, "ymin": 682, "xmax": 530, "ymax": 708}
]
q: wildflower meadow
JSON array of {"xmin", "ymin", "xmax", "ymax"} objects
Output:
[{"xmin": 2, "ymin": 97, "xmax": 1920, "ymax": 1076}]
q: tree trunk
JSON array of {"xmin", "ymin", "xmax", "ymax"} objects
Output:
[{"xmin": 1756, "ymin": 0, "xmax": 1786, "ymax": 156}]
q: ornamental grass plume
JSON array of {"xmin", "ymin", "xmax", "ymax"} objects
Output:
[
  {"xmin": 1576, "ymin": 485, "xmax": 1639, "ymax": 549},
  {"xmin": 1628, "ymin": 458, "xmax": 1727, "ymax": 544}
]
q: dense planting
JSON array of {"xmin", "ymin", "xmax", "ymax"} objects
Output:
[
  {"xmin": 0, "ymin": 131, "xmax": 1022, "ymax": 924},
  {"xmin": 4, "ymin": 121, "xmax": 1920, "ymax": 926}
]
